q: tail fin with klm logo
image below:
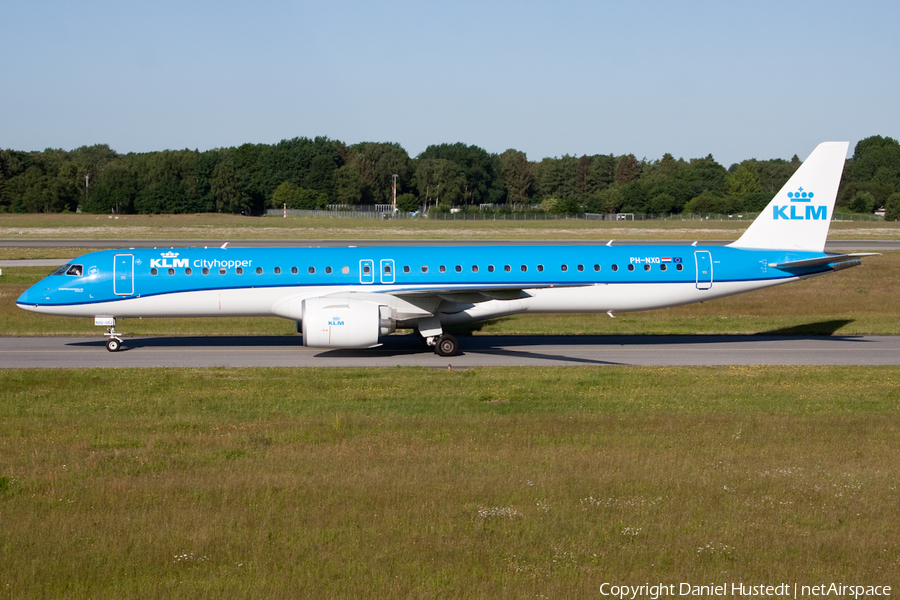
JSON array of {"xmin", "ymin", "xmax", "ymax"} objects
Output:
[{"xmin": 729, "ymin": 141, "xmax": 849, "ymax": 252}]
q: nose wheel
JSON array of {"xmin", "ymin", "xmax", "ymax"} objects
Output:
[{"xmin": 104, "ymin": 325, "xmax": 124, "ymax": 352}]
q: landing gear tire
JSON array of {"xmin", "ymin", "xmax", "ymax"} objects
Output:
[
  {"xmin": 106, "ymin": 338, "xmax": 122, "ymax": 352},
  {"xmin": 435, "ymin": 334, "xmax": 459, "ymax": 357}
]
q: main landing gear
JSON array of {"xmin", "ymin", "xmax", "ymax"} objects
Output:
[
  {"xmin": 416, "ymin": 317, "xmax": 460, "ymax": 357},
  {"xmin": 432, "ymin": 334, "xmax": 459, "ymax": 357},
  {"xmin": 421, "ymin": 333, "xmax": 459, "ymax": 356}
]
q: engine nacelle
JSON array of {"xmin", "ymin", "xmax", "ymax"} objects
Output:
[{"xmin": 301, "ymin": 297, "xmax": 395, "ymax": 348}]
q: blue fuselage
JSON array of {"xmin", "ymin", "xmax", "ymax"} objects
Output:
[{"xmin": 18, "ymin": 244, "xmax": 829, "ymax": 316}]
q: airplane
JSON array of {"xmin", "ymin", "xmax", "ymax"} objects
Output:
[{"xmin": 17, "ymin": 141, "xmax": 875, "ymax": 357}]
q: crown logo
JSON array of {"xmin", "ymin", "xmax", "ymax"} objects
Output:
[
  {"xmin": 161, "ymin": 251, "xmax": 179, "ymax": 258},
  {"xmin": 787, "ymin": 187, "xmax": 814, "ymax": 202}
]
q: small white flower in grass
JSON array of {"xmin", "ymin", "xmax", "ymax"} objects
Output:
[
  {"xmin": 478, "ymin": 506, "xmax": 522, "ymax": 519},
  {"xmin": 697, "ymin": 543, "xmax": 734, "ymax": 556},
  {"xmin": 173, "ymin": 552, "xmax": 209, "ymax": 563}
]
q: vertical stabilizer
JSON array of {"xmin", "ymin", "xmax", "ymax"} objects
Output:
[{"xmin": 729, "ymin": 142, "xmax": 849, "ymax": 252}]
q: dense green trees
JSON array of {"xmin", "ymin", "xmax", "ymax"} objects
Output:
[
  {"xmin": 885, "ymin": 193, "xmax": 900, "ymax": 221},
  {"xmin": 1, "ymin": 135, "xmax": 897, "ymax": 216}
]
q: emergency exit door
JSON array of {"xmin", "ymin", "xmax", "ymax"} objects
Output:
[
  {"xmin": 114, "ymin": 254, "xmax": 134, "ymax": 296},
  {"xmin": 694, "ymin": 250, "xmax": 712, "ymax": 290}
]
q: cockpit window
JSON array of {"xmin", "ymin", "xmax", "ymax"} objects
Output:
[
  {"xmin": 51, "ymin": 264, "xmax": 71, "ymax": 276},
  {"xmin": 65, "ymin": 265, "xmax": 83, "ymax": 277}
]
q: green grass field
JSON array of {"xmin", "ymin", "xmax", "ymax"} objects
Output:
[
  {"xmin": 2, "ymin": 212, "xmax": 900, "ymax": 241},
  {"xmin": 0, "ymin": 367, "xmax": 898, "ymax": 598}
]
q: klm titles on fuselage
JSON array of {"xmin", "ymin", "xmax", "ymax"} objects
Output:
[
  {"xmin": 149, "ymin": 252, "xmax": 254, "ymax": 271},
  {"xmin": 773, "ymin": 187, "xmax": 827, "ymax": 220}
]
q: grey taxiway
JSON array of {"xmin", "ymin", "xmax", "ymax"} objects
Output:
[{"xmin": 2, "ymin": 334, "xmax": 898, "ymax": 369}]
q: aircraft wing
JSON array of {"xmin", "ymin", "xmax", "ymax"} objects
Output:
[
  {"xmin": 390, "ymin": 281, "xmax": 600, "ymax": 302},
  {"xmin": 316, "ymin": 282, "xmax": 602, "ymax": 321}
]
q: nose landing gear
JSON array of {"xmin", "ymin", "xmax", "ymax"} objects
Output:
[
  {"xmin": 96, "ymin": 318, "xmax": 124, "ymax": 352},
  {"xmin": 106, "ymin": 335, "xmax": 122, "ymax": 352}
]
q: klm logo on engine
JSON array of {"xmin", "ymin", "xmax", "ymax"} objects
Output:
[
  {"xmin": 328, "ymin": 316, "xmax": 345, "ymax": 326},
  {"xmin": 773, "ymin": 187, "xmax": 827, "ymax": 220},
  {"xmin": 150, "ymin": 251, "xmax": 189, "ymax": 269}
]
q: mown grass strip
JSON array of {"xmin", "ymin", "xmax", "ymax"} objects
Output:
[
  {"xmin": 2, "ymin": 212, "xmax": 899, "ymax": 240},
  {"xmin": 0, "ymin": 367, "xmax": 898, "ymax": 598}
]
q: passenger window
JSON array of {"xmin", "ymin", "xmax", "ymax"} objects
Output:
[
  {"xmin": 291, "ymin": 267, "xmax": 298, "ymax": 274},
  {"xmin": 257, "ymin": 267, "xmax": 264, "ymax": 274},
  {"xmin": 520, "ymin": 265, "xmax": 527, "ymax": 272},
  {"xmin": 644, "ymin": 264, "xmax": 651, "ymax": 271},
  {"xmin": 627, "ymin": 264, "xmax": 635, "ymax": 271},
  {"xmin": 455, "ymin": 265, "xmax": 461, "ymax": 273},
  {"xmin": 660, "ymin": 264, "xmax": 667, "ymax": 271},
  {"xmin": 471, "ymin": 265, "xmax": 479, "ymax": 273},
  {"xmin": 421, "ymin": 266, "xmax": 428, "ymax": 273},
  {"xmin": 440, "ymin": 265, "xmax": 446, "ymax": 273},
  {"xmin": 202, "ymin": 268, "xmax": 210, "ymax": 275},
  {"xmin": 561, "ymin": 265, "xmax": 568, "ymax": 272},
  {"xmin": 363, "ymin": 265, "xmax": 370, "ymax": 274},
  {"xmin": 488, "ymin": 265, "xmax": 495, "ymax": 272},
  {"xmin": 577, "ymin": 264, "xmax": 584, "ymax": 272},
  {"xmin": 274, "ymin": 267, "xmax": 282, "ymax": 274},
  {"xmin": 325, "ymin": 267, "xmax": 332, "ymax": 274},
  {"xmin": 504, "ymin": 265, "xmax": 511, "ymax": 272},
  {"xmin": 403, "ymin": 265, "xmax": 410, "ymax": 273},
  {"xmin": 611, "ymin": 264, "xmax": 618, "ymax": 272},
  {"xmin": 593, "ymin": 264, "xmax": 601, "ymax": 271},
  {"xmin": 537, "ymin": 264, "xmax": 544, "ymax": 272},
  {"xmin": 308, "ymin": 267, "xmax": 315, "ymax": 274},
  {"xmin": 219, "ymin": 268, "xmax": 227, "ymax": 275},
  {"xmin": 185, "ymin": 268, "xmax": 192, "ymax": 275},
  {"xmin": 385, "ymin": 265, "xmax": 391, "ymax": 273},
  {"xmin": 236, "ymin": 267, "xmax": 243, "ymax": 275},
  {"xmin": 167, "ymin": 268, "xmax": 175, "ymax": 275},
  {"xmin": 150, "ymin": 268, "xmax": 158, "ymax": 276},
  {"xmin": 676, "ymin": 264, "xmax": 683, "ymax": 271}
]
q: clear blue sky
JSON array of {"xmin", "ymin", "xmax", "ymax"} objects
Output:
[{"xmin": 2, "ymin": 0, "xmax": 898, "ymax": 166}]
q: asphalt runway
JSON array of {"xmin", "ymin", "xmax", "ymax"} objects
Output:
[{"xmin": 1, "ymin": 334, "xmax": 898, "ymax": 368}]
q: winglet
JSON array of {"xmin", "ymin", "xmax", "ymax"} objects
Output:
[{"xmin": 729, "ymin": 142, "xmax": 849, "ymax": 252}]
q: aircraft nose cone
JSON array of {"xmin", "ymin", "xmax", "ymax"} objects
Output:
[{"xmin": 17, "ymin": 284, "xmax": 47, "ymax": 309}]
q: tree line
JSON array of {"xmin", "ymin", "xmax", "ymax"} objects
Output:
[{"xmin": 1, "ymin": 135, "xmax": 899, "ymax": 220}]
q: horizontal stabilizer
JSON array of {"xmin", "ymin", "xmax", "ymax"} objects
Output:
[{"xmin": 768, "ymin": 253, "xmax": 879, "ymax": 269}]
